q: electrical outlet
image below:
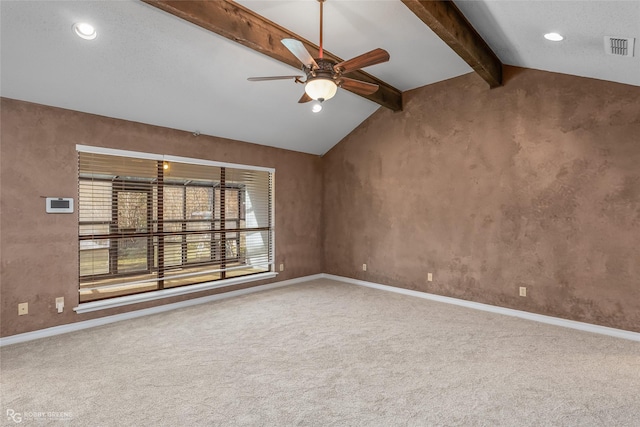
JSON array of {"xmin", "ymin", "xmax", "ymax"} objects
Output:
[
  {"xmin": 279, "ymin": 263, "xmax": 284, "ymax": 272},
  {"xmin": 362, "ymin": 263, "xmax": 367, "ymax": 271},
  {"xmin": 18, "ymin": 302, "xmax": 28, "ymax": 316},
  {"xmin": 55, "ymin": 297, "xmax": 64, "ymax": 313},
  {"xmin": 519, "ymin": 287, "xmax": 527, "ymax": 297},
  {"xmin": 427, "ymin": 273, "xmax": 433, "ymax": 282}
]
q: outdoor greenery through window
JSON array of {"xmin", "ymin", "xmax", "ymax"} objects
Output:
[{"xmin": 78, "ymin": 146, "xmax": 274, "ymax": 303}]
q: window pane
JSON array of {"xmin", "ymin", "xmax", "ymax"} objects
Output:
[
  {"xmin": 164, "ymin": 223, "xmax": 182, "ymax": 233},
  {"xmin": 80, "ymin": 246, "xmax": 109, "ymax": 276},
  {"xmin": 164, "ymin": 243, "xmax": 182, "ymax": 267},
  {"xmin": 243, "ymin": 230, "xmax": 271, "ymax": 266},
  {"xmin": 187, "ymin": 233, "xmax": 211, "ymax": 263},
  {"xmin": 226, "ymin": 169, "xmax": 269, "ymax": 227},
  {"xmin": 79, "ymin": 153, "xmax": 157, "ymax": 179},
  {"xmin": 225, "ymin": 189, "xmax": 240, "ymax": 219},
  {"xmin": 164, "ymin": 187, "xmax": 184, "ymax": 220},
  {"xmin": 79, "ymin": 224, "xmax": 109, "ymax": 236},
  {"xmin": 117, "ymin": 237, "xmax": 148, "ymax": 273},
  {"xmin": 225, "ymin": 221, "xmax": 239, "ymax": 230},
  {"xmin": 186, "ymin": 187, "xmax": 213, "ymax": 220},
  {"xmin": 188, "ymin": 221, "xmax": 211, "ymax": 231},
  {"xmin": 117, "ymin": 191, "xmax": 148, "ymax": 232},
  {"xmin": 79, "ymin": 275, "xmax": 158, "ymax": 303},
  {"xmin": 79, "ymin": 180, "xmax": 111, "ymax": 222},
  {"xmin": 225, "ymin": 233, "xmax": 240, "ymax": 259}
]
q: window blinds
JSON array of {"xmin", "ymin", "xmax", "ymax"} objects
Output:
[{"xmin": 77, "ymin": 146, "xmax": 274, "ymax": 303}]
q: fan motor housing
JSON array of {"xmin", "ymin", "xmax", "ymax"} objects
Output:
[{"xmin": 309, "ymin": 58, "xmax": 337, "ymax": 79}]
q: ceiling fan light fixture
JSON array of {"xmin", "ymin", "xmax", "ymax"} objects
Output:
[
  {"xmin": 311, "ymin": 100, "xmax": 323, "ymax": 113},
  {"xmin": 305, "ymin": 78, "xmax": 337, "ymax": 101}
]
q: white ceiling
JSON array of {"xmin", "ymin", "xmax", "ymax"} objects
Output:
[
  {"xmin": 454, "ymin": 0, "xmax": 640, "ymax": 87},
  {"xmin": 1, "ymin": 1, "xmax": 638, "ymax": 156}
]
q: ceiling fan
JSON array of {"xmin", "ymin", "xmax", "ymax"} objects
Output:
[{"xmin": 247, "ymin": 0, "xmax": 390, "ymax": 110}]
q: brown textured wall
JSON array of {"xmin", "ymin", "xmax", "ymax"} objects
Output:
[
  {"xmin": 0, "ymin": 98, "xmax": 323, "ymax": 337},
  {"xmin": 2, "ymin": 66, "xmax": 639, "ymax": 338},
  {"xmin": 323, "ymin": 67, "xmax": 640, "ymax": 332}
]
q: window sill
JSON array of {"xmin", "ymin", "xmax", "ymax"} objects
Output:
[{"xmin": 74, "ymin": 272, "xmax": 278, "ymax": 314}]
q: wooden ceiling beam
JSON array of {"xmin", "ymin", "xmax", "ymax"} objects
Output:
[
  {"xmin": 142, "ymin": 0, "xmax": 403, "ymax": 111},
  {"xmin": 401, "ymin": 0, "xmax": 502, "ymax": 88}
]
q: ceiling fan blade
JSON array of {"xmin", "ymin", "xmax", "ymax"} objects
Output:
[
  {"xmin": 247, "ymin": 75, "xmax": 303, "ymax": 82},
  {"xmin": 339, "ymin": 77, "xmax": 379, "ymax": 95},
  {"xmin": 335, "ymin": 48, "xmax": 390, "ymax": 74},
  {"xmin": 298, "ymin": 92, "xmax": 312, "ymax": 103},
  {"xmin": 282, "ymin": 39, "xmax": 319, "ymax": 69}
]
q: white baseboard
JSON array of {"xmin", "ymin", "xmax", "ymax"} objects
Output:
[
  {"xmin": 3, "ymin": 272, "xmax": 637, "ymax": 346},
  {"xmin": 0, "ymin": 274, "xmax": 324, "ymax": 347},
  {"xmin": 322, "ymin": 274, "xmax": 640, "ymax": 342}
]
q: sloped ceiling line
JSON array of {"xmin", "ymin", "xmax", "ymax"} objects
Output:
[{"xmin": 141, "ymin": 0, "xmax": 403, "ymax": 111}]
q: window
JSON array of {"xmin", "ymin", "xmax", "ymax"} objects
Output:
[{"xmin": 78, "ymin": 146, "xmax": 274, "ymax": 304}]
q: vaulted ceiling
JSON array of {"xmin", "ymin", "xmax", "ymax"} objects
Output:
[{"xmin": 1, "ymin": 1, "xmax": 638, "ymax": 155}]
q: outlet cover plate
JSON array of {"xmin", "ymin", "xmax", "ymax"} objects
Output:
[{"xmin": 18, "ymin": 302, "xmax": 28, "ymax": 315}]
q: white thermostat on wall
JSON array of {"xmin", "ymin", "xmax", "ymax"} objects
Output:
[{"xmin": 46, "ymin": 197, "xmax": 74, "ymax": 213}]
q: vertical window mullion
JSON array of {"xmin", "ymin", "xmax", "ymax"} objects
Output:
[
  {"xmin": 146, "ymin": 190, "xmax": 153, "ymax": 273},
  {"xmin": 157, "ymin": 161, "xmax": 165, "ymax": 289},
  {"xmin": 235, "ymin": 189, "xmax": 241, "ymax": 262},
  {"xmin": 214, "ymin": 185, "xmax": 217, "ymax": 263},
  {"xmin": 181, "ymin": 187, "xmax": 187, "ymax": 266},
  {"xmin": 110, "ymin": 185, "xmax": 118, "ymax": 275},
  {"xmin": 220, "ymin": 168, "xmax": 226, "ymax": 280},
  {"xmin": 269, "ymin": 174, "xmax": 274, "ymax": 272},
  {"xmin": 240, "ymin": 188, "xmax": 246, "ymax": 265}
]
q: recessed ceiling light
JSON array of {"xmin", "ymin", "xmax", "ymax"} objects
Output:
[
  {"xmin": 544, "ymin": 32, "xmax": 564, "ymax": 42},
  {"xmin": 73, "ymin": 23, "xmax": 97, "ymax": 40}
]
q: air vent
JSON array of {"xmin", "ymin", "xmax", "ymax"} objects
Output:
[{"xmin": 604, "ymin": 36, "xmax": 635, "ymax": 57}]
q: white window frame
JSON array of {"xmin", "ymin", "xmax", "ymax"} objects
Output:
[{"xmin": 74, "ymin": 145, "xmax": 276, "ymax": 313}]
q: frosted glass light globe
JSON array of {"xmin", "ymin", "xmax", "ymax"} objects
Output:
[{"xmin": 305, "ymin": 78, "xmax": 337, "ymax": 101}]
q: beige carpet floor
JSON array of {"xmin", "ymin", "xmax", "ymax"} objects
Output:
[{"xmin": 1, "ymin": 279, "xmax": 639, "ymax": 426}]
